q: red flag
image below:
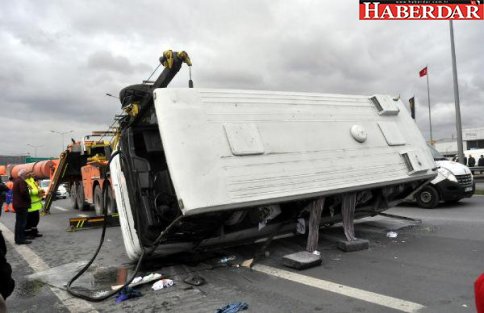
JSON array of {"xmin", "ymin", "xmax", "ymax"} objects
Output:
[{"xmin": 419, "ymin": 67, "xmax": 428, "ymax": 77}]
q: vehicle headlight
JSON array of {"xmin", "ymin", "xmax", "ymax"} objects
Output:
[{"xmin": 438, "ymin": 167, "xmax": 458, "ymax": 183}]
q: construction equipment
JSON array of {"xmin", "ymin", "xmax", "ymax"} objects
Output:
[
  {"xmin": 42, "ymin": 132, "xmax": 117, "ymax": 215},
  {"xmin": 8, "ymin": 160, "xmax": 57, "ymax": 180},
  {"xmin": 109, "ymin": 50, "xmax": 438, "ymax": 261}
]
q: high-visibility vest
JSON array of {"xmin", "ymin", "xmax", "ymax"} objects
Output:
[{"xmin": 25, "ymin": 177, "xmax": 42, "ymax": 212}]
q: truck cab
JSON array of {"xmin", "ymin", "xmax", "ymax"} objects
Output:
[{"xmin": 414, "ymin": 145, "xmax": 474, "ymax": 209}]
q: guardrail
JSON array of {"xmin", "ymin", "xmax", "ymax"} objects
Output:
[{"xmin": 469, "ymin": 166, "xmax": 484, "ymax": 175}]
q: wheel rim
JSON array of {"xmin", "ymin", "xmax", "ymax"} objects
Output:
[{"xmin": 420, "ymin": 191, "xmax": 432, "ymax": 203}]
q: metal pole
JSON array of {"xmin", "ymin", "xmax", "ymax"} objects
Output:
[
  {"xmin": 50, "ymin": 130, "xmax": 73, "ymax": 152},
  {"xmin": 450, "ymin": 20, "xmax": 464, "ymax": 164},
  {"xmin": 426, "ymin": 65, "xmax": 433, "ymax": 145}
]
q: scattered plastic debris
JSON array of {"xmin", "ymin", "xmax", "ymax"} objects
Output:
[
  {"xmin": 218, "ymin": 255, "xmax": 237, "ymax": 264},
  {"xmin": 241, "ymin": 258, "xmax": 253, "ymax": 268},
  {"xmin": 184, "ymin": 274, "xmax": 206, "ymax": 286},
  {"xmin": 141, "ymin": 273, "xmax": 162, "ymax": 283},
  {"xmin": 112, "ymin": 273, "xmax": 162, "ymax": 290},
  {"xmin": 132, "ymin": 276, "xmax": 143, "ymax": 284},
  {"xmin": 152, "ymin": 279, "xmax": 174, "ymax": 291},
  {"xmin": 462, "ymin": 304, "xmax": 468, "ymax": 308},
  {"xmin": 115, "ymin": 287, "xmax": 142, "ymax": 303},
  {"xmin": 215, "ymin": 302, "xmax": 249, "ymax": 313},
  {"xmin": 312, "ymin": 250, "xmax": 321, "ymax": 256},
  {"xmin": 92, "ymin": 290, "xmax": 110, "ymax": 298},
  {"xmin": 386, "ymin": 231, "xmax": 398, "ymax": 238}
]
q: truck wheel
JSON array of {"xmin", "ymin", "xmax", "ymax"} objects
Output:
[
  {"xmin": 105, "ymin": 185, "xmax": 117, "ymax": 214},
  {"xmin": 94, "ymin": 185, "xmax": 104, "ymax": 216},
  {"xmin": 416, "ymin": 185, "xmax": 440, "ymax": 209},
  {"xmin": 69, "ymin": 183, "xmax": 78, "ymax": 210},
  {"xmin": 76, "ymin": 183, "xmax": 87, "ymax": 211}
]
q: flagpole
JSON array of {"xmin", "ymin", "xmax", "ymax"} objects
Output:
[
  {"xmin": 426, "ymin": 65, "xmax": 433, "ymax": 145},
  {"xmin": 450, "ymin": 20, "xmax": 464, "ymax": 164}
]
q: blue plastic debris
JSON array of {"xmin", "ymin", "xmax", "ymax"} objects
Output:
[
  {"xmin": 115, "ymin": 287, "xmax": 142, "ymax": 303},
  {"xmin": 215, "ymin": 302, "xmax": 249, "ymax": 313}
]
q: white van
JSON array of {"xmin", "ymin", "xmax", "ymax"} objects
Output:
[{"xmin": 414, "ymin": 145, "xmax": 474, "ymax": 209}]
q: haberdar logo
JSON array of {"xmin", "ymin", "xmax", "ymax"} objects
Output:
[{"xmin": 360, "ymin": 0, "xmax": 484, "ymax": 20}]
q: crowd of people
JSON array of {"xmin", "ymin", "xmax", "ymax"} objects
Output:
[
  {"xmin": 452, "ymin": 154, "xmax": 484, "ymax": 168},
  {"xmin": 0, "ymin": 169, "xmax": 44, "ymax": 312}
]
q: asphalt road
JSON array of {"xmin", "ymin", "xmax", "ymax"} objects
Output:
[{"xmin": 1, "ymin": 196, "xmax": 483, "ymax": 313}]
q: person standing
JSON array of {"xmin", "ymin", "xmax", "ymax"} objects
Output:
[
  {"xmin": 25, "ymin": 173, "xmax": 43, "ymax": 238},
  {"xmin": 468, "ymin": 154, "xmax": 476, "ymax": 167},
  {"xmin": 4, "ymin": 177, "xmax": 14, "ymax": 213},
  {"xmin": 478, "ymin": 155, "xmax": 484, "ymax": 175},
  {"xmin": 478, "ymin": 155, "xmax": 484, "ymax": 167},
  {"xmin": 0, "ymin": 230, "xmax": 15, "ymax": 312},
  {"xmin": 0, "ymin": 183, "xmax": 7, "ymax": 218},
  {"xmin": 12, "ymin": 169, "xmax": 31, "ymax": 245}
]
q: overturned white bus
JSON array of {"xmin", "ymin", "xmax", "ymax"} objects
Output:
[{"xmin": 110, "ymin": 51, "xmax": 436, "ymax": 260}]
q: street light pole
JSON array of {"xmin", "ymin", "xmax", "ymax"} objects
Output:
[
  {"xmin": 27, "ymin": 144, "xmax": 43, "ymax": 157},
  {"xmin": 50, "ymin": 130, "xmax": 74, "ymax": 151},
  {"xmin": 449, "ymin": 20, "xmax": 464, "ymax": 164}
]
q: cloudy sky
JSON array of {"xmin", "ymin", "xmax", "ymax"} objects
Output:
[{"xmin": 1, "ymin": 0, "xmax": 482, "ymax": 157}]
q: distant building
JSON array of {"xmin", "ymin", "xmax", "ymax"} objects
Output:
[
  {"xmin": 434, "ymin": 140, "xmax": 458, "ymax": 157},
  {"xmin": 463, "ymin": 127, "xmax": 484, "ymax": 149},
  {"xmin": 434, "ymin": 127, "xmax": 484, "ymax": 157}
]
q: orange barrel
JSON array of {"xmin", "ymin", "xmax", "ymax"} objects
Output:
[
  {"xmin": 0, "ymin": 165, "xmax": 5, "ymax": 176},
  {"xmin": 10, "ymin": 160, "xmax": 56, "ymax": 179}
]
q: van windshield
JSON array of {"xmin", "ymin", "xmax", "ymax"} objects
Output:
[{"xmin": 428, "ymin": 145, "xmax": 446, "ymax": 161}]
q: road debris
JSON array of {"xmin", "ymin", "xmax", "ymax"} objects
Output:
[
  {"xmin": 111, "ymin": 272, "xmax": 162, "ymax": 290},
  {"xmin": 115, "ymin": 287, "xmax": 142, "ymax": 303},
  {"xmin": 386, "ymin": 231, "xmax": 398, "ymax": 238},
  {"xmin": 215, "ymin": 302, "xmax": 249, "ymax": 313},
  {"xmin": 152, "ymin": 279, "xmax": 174, "ymax": 290},
  {"xmin": 218, "ymin": 255, "xmax": 236, "ymax": 264},
  {"xmin": 183, "ymin": 274, "xmax": 206, "ymax": 286},
  {"xmin": 241, "ymin": 258, "xmax": 253, "ymax": 268}
]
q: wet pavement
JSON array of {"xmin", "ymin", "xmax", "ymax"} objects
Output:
[{"xmin": 1, "ymin": 196, "xmax": 483, "ymax": 313}]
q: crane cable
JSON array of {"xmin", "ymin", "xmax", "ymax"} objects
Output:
[{"xmin": 66, "ymin": 150, "xmax": 182, "ymax": 301}]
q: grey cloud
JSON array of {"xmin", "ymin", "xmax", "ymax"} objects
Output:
[
  {"xmin": 0, "ymin": 0, "xmax": 482, "ymax": 157},
  {"xmin": 86, "ymin": 51, "xmax": 151, "ymax": 74}
]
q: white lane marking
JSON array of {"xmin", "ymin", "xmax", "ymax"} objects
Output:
[
  {"xmin": 252, "ymin": 264, "xmax": 425, "ymax": 313},
  {"xmin": 54, "ymin": 206, "xmax": 69, "ymax": 212},
  {"xmin": 0, "ymin": 223, "xmax": 99, "ymax": 313}
]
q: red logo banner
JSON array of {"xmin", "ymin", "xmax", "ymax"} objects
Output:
[{"xmin": 360, "ymin": 1, "xmax": 484, "ymax": 20}]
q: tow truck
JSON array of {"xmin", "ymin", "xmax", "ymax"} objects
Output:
[{"xmin": 43, "ymin": 132, "xmax": 117, "ymax": 215}]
